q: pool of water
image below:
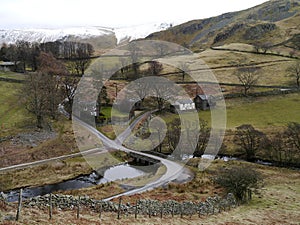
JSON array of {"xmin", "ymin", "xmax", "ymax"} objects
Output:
[{"xmin": 5, "ymin": 163, "xmax": 146, "ymax": 202}]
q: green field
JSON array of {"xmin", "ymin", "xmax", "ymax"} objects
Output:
[
  {"xmin": 160, "ymin": 93, "xmax": 300, "ymax": 130},
  {"xmin": 100, "ymin": 106, "xmax": 112, "ymax": 118},
  {"xmin": 199, "ymin": 93, "xmax": 300, "ymax": 129},
  {"xmin": 0, "ymin": 71, "xmax": 27, "ymax": 80},
  {"xmin": 0, "ymin": 81, "xmax": 32, "ymax": 135}
]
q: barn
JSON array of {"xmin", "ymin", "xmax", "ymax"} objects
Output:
[{"xmin": 194, "ymin": 95, "xmax": 216, "ymax": 111}]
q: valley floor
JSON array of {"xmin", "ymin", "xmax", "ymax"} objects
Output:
[{"xmin": 1, "ymin": 161, "xmax": 299, "ymax": 225}]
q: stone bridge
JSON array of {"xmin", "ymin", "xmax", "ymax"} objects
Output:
[{"xmin": 129, "ymin": 152, "xmax": 161, "ymax": 165}]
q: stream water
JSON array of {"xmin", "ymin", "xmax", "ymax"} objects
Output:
[
  {"xmin": 5, "ymin": 163, "xmax": 146, "ymax": 202},
  {"xmin": 4, "ymin": 154, "xmax": 297, "ymax": 202}
]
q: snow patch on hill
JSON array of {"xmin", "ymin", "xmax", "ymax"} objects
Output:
[
  {"xmin": 0, "ymin": 22, "xmax": 173, "ymax": 45},
  {"xmin": 0, "ymin": 27, "xmax": 113, "ymax": 44},
  {"xmin": 114, "ymin": 22, "xmax": 173, "ymax": 44}
]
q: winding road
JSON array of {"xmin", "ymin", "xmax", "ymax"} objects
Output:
[
  {"xmin": 1, "ymin": 111, "xmax": 191, "ymax": 201},
  {"xmin": 73, "ymin": 115, "xmax": 188, "ymax": 201}
]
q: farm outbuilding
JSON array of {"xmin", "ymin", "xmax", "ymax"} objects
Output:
[
  {"xmin": 0, "ymin": 61, "xmax": 15, "ymax": 71},
  {"xmin": 114, "ymin": 98, "xmax": 142, "ymax": 113},
  {"xmin": 170, "ymin": 99, "xmax": 196, "ymax": 113},
  {"xmin": 194, "ymin": 95, "xmax": 216, "ymax": 111}
]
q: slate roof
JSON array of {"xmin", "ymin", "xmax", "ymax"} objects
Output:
[{"xmin": 0, "ymin": 61, "xmax": 15, "ymax": 66}]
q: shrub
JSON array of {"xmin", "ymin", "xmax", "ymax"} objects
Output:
[{"xmin": 213, "ymin": 165, "xmax": 263, "ymax": 203}]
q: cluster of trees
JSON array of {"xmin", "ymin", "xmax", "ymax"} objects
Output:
[
  {"xmin": 234, "ymin": 123, "xmax": 300, "ymax": 165},
  {"xmin": 115, "ymin": 42, "xmax": 189, "ymax": 81},
  {"xmin": 0, "ymin": 40, "xmax": 94, "ymax": 75},
  {"xmin": 141, "ymin": 117, "xmax": 211, "ymax": 158},
  {"xmin": 22, "ymin": 52, "xmax": 80, "ymax": 128},
  {"xmin": 0, "ymin": 40, "xmax": 96, "ymax": 128},
  {"xmin": 253, "ymin": 42, "xmax": 273, "ymax": 54},
  {"xmin": 146, "ymin": 117, "xmax": 299, "ymax": 166},
  {"xmin": 0, "ymin": 41, "xmax": 40, "ymax": 72}
]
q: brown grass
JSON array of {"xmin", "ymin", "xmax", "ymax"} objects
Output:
[
  {"xmin": 198, "ymin": 49, "xmax": 295, "ymax": 86},
  {"xmin": 1, "ymin": 160, "xmax": 299, "ymax": 224}
]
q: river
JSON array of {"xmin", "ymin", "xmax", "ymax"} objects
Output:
[{"xmin": 4, "ymin": 163, "xmax": 147, "ymax": 202}]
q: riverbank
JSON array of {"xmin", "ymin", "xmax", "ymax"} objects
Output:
[
  {"xmin": 0, "ymin": 150, "xmax": 129, "ymax": 191},
  {"xmin": 0, "ymin": 160, "xmax": 299, "ymax": 224}
]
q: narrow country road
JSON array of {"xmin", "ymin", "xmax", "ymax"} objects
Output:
[
  {"xmin": 74, "ymin": 116, "xmax": 188, "ymax": 201},
  {"xmin": 0, "ymin": 147, "xmax": 106, "ymax": 172},
  {"xmin": 1, "ymin": 112, "xmax": 191, "ymax": 201}
]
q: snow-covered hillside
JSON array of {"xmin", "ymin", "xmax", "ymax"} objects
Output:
[
  {"xmin": 114, "ymin": 22, "xmax": 172, "ymax": 43},
  {"xmin": 0, "ymin": 22, "xmax": 173, "ymax": 46},
  {"xmin": 0, "ymin": 27, "xmax": 113, "ymax": 44}
]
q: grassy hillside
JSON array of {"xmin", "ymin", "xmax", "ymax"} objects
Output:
[
  {"xmin": 198, "ymin": 48, "xmax": 296, "ymax": 86},
  {"xmin": 196, "ymin": 93, "xmax": 300, "ymax": 129},
  {"xmin": 0, "ymin": 80, "xmax": 32, "ymax": 136},
  {"xmin": 146, "ymin": 0, "xmax": 300, "ymax": 51}
]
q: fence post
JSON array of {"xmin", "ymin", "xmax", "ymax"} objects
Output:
[
  {"xmin": 160, "ymin": 203, "xmax": 163, "ymax": 219},
  {"xmin": 180, "ymin": 204, "xmax": 183, "ymax": 218},
  {"xmin": 171, "ymin": 203, "xmax": 174, "ymax": 218},
  {"xmin": 77, "ymin": 196, "xmax": 80, "ymax": 219},
  {"xmin": 49, "ymin": 193, "xmax": 53, "ymax": 220},
  {"xmin": 134, "ymin": 200, "xmax": 138, "ymax": 219},
  {"xmin": 99, "ymin": 202, "xmax": 102, "ymax": 221},
  {"xmin": 148, "ymin": 202, "xmax": 151, "ymax": 218},
  {"xmin": 117, "ymin": 197, "xmax": 122, "ymax": 220},
  {"xmin": 16, "ymin": 189, "xmax": 22, "ymax": 221}
]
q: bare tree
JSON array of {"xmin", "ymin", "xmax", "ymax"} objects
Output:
[
  {"xmin": 5, "ymin": 44, "xmax": 19, "ymax": 71},
  {"xmin": 166, "ymin": 118, "xmax": 181, "ymax": 152},
  {"xmin": 62, "ymin": 41, "xmax": 76, "ymax": 59},
  {"xmin": 269, "ymin": 132, "xmax": 285, "ymax": 163},
  {"xmin": 253, "ymin": 42, "xmax": 272, "ymax": 54},
  {"xmin": 188, "ymin": 119, "xmax": 210, "ymax": 158},
  {"xmin": 119, "ymin": 57, "xmax": 129, "ymax": 79},
  {"xmin": 75, "ymin": 42, "xmax": 94, "ymax": 75},
  {"xmin": 22, "ymin": 72, "xmax": 50, "ymax": 128},
  {"xmin": 131, "ymin": 79, "xmax": 149, "ymax": 104},
  {"xmin": 63, "ymin": 42, "xmax": 94, "ymax": 76},
  {"xmin": 261, "ymin": 42, "xmax": 272, "ymax": 54},
  {"xmin": 253, "ymin": 43, "xmax": 261, "ymax": 53},
  {"xmin": 16, "ymin": 40, "xmax": 30, "ymax": 72},
  {"xmin": 234, "ymin": 124, "xmax": 266, "ymax": 161},
  {"xmin": 27, "ymin": 42, "xmax": 41, "ymax": 71},
  {"xmin": 22, "ymin": 52, "xmax": 68, "ymax": 128},
  {"xmin": 150, "ymin": 82, "xmax": 170, "ymax": 111},
  {"xmin": 37, "ymin": 52, "xmax": 68, "ymax": 119},
  {"xmin": 39, "ymin": 41, "xmax": 61, "ymax": 58},
  {"xmin": 178, "ymin": 62, "xmax": 189, "ymax": 81},
  {"xmin": 235, "ymin": 67, "xmax": 260, "ymax": 96},
  {"xmin": 150, "ymin": 117, "xmax": 167, "ymax": 153},
  {"xmin": 128, "ymin": 42, "xmax": 140, "ymax": 79},
  {"xmin": 76, "ymin": 43, "xmax": 93, "ymax": 75},
  {"xmin": 0, "ymin": 43, "xmax": 8, "ymax": 61},
  {"xmin": 61, "ymin": 75, "xmax": 80, "ymax": 120},
  {"xmin": 284, "ymin": 122, "xmax": 300, "ymax": 155},
  {"xmin": 148, "ymin": 61, "xmax": 163, "ymax": 76},
  {"xmin": 287, "ymin": 61, "xmax": 300, "ymax": 88}
]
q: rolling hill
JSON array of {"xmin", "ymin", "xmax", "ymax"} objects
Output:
[
  {"xmin": 146, "ymin": 0, "xmax": 300, "ymax": 52},
  {"xmin": 0, "ymin": 23, "xmax": 173, "ymax": 52}
]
